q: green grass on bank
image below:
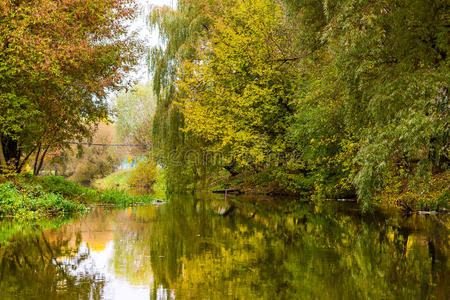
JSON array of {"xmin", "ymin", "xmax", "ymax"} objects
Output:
[
  {"xmin": 37, "ymin": 175, "xmax": 157, "ymax": 206},
  {"xmin": 93, "ymin": 169, "xmax": 133, "ymax": 192},
  {"xmin": 0, "ymin": 175, "xmax": 157, "ymax": 220},
  {"xmin": 0, "ymin": 182, "xmax": 85, "ymax": 220},
  {"xmin": 94, "ymin": 166, "xmax": 166, "ymax": 200}
]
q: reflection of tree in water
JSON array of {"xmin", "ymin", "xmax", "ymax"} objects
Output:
[
  {"xmin": 0, "ymin": 230, "xmax": 105, "ymax": 300},
  {"xmin": 110, "ymin": 208, "xmax": 155, "ymax": 286},
  {"xmin": 7, "ymin": 196, "xmax": 443, "ymax": 299},
  {"xmin": 111, "ymin": 194, "xmax": 449, "ymax": 299}
]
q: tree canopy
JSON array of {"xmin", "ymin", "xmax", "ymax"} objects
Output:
[
  {"xmin": 149, "ymin": 0, "xmax": 449, "ymax": 209},
  {"xmin": 0, "ymin": 0, "xmax": 140, "ymax": 174}
]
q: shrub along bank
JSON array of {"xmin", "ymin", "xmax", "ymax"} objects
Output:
[
  {"xmin": 0, "ymin": 175, "xmax": 157, "ymax": 220},
  {"xmin": 94, "ymin": 158, "xmax": 166, "ymax": 199}
]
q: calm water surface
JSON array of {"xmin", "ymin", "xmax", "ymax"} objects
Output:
[{"xmin": 0, "ymin": 193, "xmax": 449, "ymax": 299}]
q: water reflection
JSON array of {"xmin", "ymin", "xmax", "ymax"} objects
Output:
[{"xmin": 0, "ymin": 194, "xmax": 448, "ymax": 299}]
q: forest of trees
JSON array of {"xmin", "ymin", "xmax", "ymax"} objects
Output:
[
  {"xmin": 0, "ymin": 0, "xmax": 448, "ymax": 211},
  {"xmin": 149, "ymin": 0, "xmax": 449, "ymax": 210}
]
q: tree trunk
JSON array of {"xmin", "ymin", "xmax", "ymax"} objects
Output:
[
  {"xmin": 224, "ymin": 158, "xmax": 238, "ymax": 176},
  {"xmin": 33, "ymin": 145, "xmax": 42, "ymax": 175},
  {"xmin": 17, "ymin": 145, "xmax": 38, "ymax": 172},
  {"xmin": 0, "ymin": 134, "xmax": 22, "ymax": 173},
  {"xmin": 0, "ymin": 135, "xmax": 7, "ymax": 169},
  {"xmin": 35, "ymin": 146, "xmax": 49, "ymax": 176}
]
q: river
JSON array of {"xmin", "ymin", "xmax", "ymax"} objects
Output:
[{"xmin": 0, "ymin": 193, "xmax": 448, "ymax": 299}]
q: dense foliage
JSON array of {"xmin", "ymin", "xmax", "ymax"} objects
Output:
[
  {"xmin": 0, "ymin": 0, "xmax": 140, "ymax": 175},
  {"xmin": 149, "ymin": 0, "xmax": 449, "ymax": 209},
  {"xmin": 37, "ymin": 175, "xmax": 157, "ymax": 207},
  {"xmin": 148, "ymin": 0, "xmax": 216, "ymax": 192},
  {"xmin": 0, "ymin": 182, "xmax": 84, "ymax": 219}
]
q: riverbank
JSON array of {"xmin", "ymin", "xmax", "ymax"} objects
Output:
[
  {"xmin": 0, "ymin": 175, "xmax": 157, "ymax": 220},
  {"xmin": 209, "ymin": 170, "xmax": 449, "ymax": 213},
  {"xmin": 93, "ymin": 166, "xmax": 166, "ymax": 199}
]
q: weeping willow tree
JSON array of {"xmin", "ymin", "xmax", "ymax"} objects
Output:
[
  {"xmin": 148, "ymin": 1, "xmax": 218, "ymax": 193},
  {"xmin": 284, "ymin": 0, "xmax": 449, "ymax": 209}
]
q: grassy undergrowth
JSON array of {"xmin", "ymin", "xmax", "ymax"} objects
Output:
[
  {"xmin": 0, "ymin": 175, "xmax": 157, "ymax": 220},
  {"xmin": 0, "ymin": 182, "xmax": 84, "ymax": 219},
  {"xmin": 37, "ymin": 175, "xmax": 156, "ymax": 206},
  {"xmin": 93, "ymin": 169, "xmax": 132, "ymax": 192},
  {"xmin": 94, "ymin": 166, "xmax": 166, "ymax": 199}
]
